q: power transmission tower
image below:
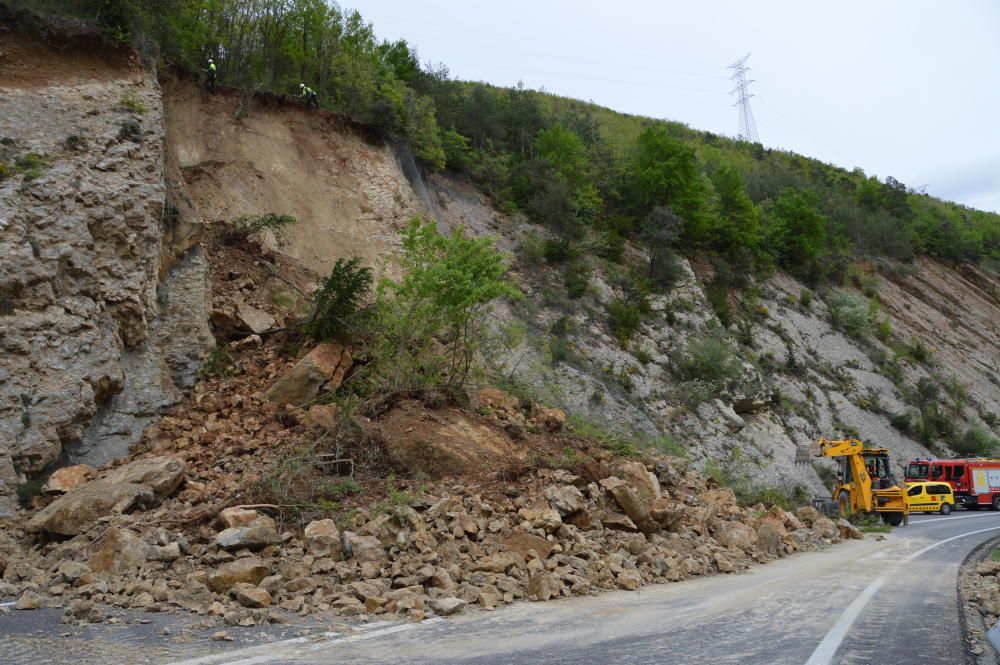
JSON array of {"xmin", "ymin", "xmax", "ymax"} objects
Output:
[{"xmin": 727, "ymin": 53, "xmax": 759, "ymax": 144}]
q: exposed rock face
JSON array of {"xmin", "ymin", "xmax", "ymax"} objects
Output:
[{"xmin": 0, "ymin": 32, "xmax": 212, "ymax": 510}]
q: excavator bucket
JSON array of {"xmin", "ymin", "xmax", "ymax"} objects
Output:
[{"xmin": 795, "ymin": 440, "xmax": 820, "ymax": 464}]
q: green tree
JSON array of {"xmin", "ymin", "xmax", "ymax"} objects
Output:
[
  {"xmin": 710, "ymin": 164, "xmax": 762, "ymax": 259},
  {"xmin": 373, "ymin": 218, "xmax": 520, "ymax": 391},
  {"xmin": 767, "ymin": 188, "xmax": 826, "ymax": 270},
  {"xmin": 629, "ymin": 126, "xmax": 708, "ymax": 242}
]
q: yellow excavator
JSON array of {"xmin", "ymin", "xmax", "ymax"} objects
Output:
[{"xmin": 810, "ymin": 438, "xmax": 909, "ymax": 526}]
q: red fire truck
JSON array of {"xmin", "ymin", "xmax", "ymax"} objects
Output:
[{"xmin": 904, "ymin": 457, "xmax": 1000, "ymax": 510}]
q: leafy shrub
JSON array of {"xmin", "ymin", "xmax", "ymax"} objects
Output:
[
  {"xmin": 16, "ymin": 479, "xmax": 43, "ymax": 508},
  {"xmin": 827, "ymin": 289, "xmax": 874, "ymax": 339},
  {"xmin": 953, "ymin": 425, "xmax": 1000, "ymax": 457},
  {"xmin": 233, "ymin": 213, "xmax": 297, "ymax": 237},
  {"xmin": 321, "ymin": 477, "xmax": 361, "ymax": 500},
  {"xmin": 680, "ymin": 378, "xmax": 715, "ymax": 407},
  {"xmin": 635, "ymin": 346, "xmax": 653, "ymax": 365},
  {"xmin": 889, "ymin": 411, "xmax": 913, "ymax": 433},
  {"xmin": 799, "ymin": 289, "xmax": 813, "ymax": 309},
  {"xmin": 65, "ymin": 135, "xmax": 88, "ymax": 151},
  {"xmin": 303, "ymin": 257, "xmax": 373, "ymax": 341},
  {"xmin": 897, "ymin": 336, "xmax": 931, "ymax": 365},
  {"xmin": 607, "ymin": 298, "xmax": 641, "ymax": 344},
  {"xmin": 674, "ymin": 333, "xmax": 742, "ymax": 385},
  {"xmin": 119, "ymin": 91, "xmax": 146, "ymax": 114},
  {"xmin": 519, "ymin": 230, "xmax": 546, "ymax": 266},
  {"xmin": 14, "ymin": 153, "xmax": 47, "ymax": 180},
  {"xmin": 564, "ymin": 260, "xmax": 591, "ymax": 299},
  {"xmin": 370, "ymin": 217, "xmax": 519, "ymax": 393}
]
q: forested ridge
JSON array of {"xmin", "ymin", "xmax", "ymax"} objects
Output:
[{"xmin": 15, "ymin": 0, "xmax": 1000, "ymax": 292}]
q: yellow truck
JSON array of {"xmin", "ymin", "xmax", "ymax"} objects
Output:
[{"xmin": 814, "ymin": 438, "xmax": 909, "ymax": 526}]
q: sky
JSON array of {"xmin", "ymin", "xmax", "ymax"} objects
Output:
[{"xmin": 351, "ymin": 1, "xmax": 1000, "ymax": 213}]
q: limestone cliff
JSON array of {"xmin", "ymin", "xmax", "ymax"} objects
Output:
[{"xmin": 0, "ymin": 25, "xmax": 212, "ymax": 513}]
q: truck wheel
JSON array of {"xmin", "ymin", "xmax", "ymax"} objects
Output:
[
  {"xmin": 880, "ymin": 512, "xmax": 904, "ymax": 526},
  {"xmin": 940, "ymin": 503, "xmax": 952, "ymax": 515},
  {"xmin": 991, "ymin": 496, "xmax": 1000, "ymax": 511}
]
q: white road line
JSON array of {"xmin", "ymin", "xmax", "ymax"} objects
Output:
[
  {"xmin": 0, "ymin": 601, "xmax": 16, "ymax": 607},
  {"xmin": 910, "ymin": 512, "xmax": 1000, "ymax": 525},
  {"xmin": 167, "ymin": 619, "xmax": 441, "ymax": 665},
  {"xmin": 804, "ymin": 523, "xmax": 1000, "ymax": 665},
  {"xmin": 803, "ymin": 576, "xmax": 886, "ymax": 665}
]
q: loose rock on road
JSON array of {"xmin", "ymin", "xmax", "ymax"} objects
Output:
[{"xmin": 163, "ymin": 512, "xmax": 1000, "ymax": 665}]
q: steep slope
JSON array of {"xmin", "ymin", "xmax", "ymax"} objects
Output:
[
  {"xmin": 162, "ymin": 78, "xmax": 427, "ymax": 280},
  {"xmin": 157, "ymin": 80, "xmax": 1000, "ymax": 496},
  {"xmin": 0, "ymin": 25, "xmax": 213, "ymax": 513}
]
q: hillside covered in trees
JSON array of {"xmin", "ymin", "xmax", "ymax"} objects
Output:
[{"xmin": 19, "ymin": 0, "xmax": 1000, "ymax": 297}]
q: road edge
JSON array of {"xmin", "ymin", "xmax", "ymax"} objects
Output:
[{"xmin": 960, "ymin": 534, "xmax": 1000, "ymax": 665}]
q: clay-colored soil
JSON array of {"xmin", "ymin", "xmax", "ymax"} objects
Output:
[
  {"xmin": 0, "ymin": 28, "xmax": 136, "ymax": 88},
  {"xmin": 162, "ymin": 78, "xmax": 424, "ymax": 280}
]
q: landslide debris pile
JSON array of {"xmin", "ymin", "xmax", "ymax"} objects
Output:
[{"xmin": 0, "ymin": 342, "xmax": 861, "ymax": 625}]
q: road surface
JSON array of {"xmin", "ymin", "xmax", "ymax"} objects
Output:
[{"xmin": 167, "ymin": 512, "xmax": 1000, "ymax": 665}]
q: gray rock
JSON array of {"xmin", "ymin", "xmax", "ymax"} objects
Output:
[
  {"xmin": 26, "ymin": 481, "xmax": 153, "ymax": 536},
  {"xmin": 216, "ymin": 516, "xmax": 280, "ymax": 551}
]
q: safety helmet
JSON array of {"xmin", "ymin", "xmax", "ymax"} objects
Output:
[
  {"xmin": 208, "ymin": 58, "xmax": 214, "ymax": 63},
  {"xmin": 300, "ymin": 83, "xmax": 305, "ymax": 88}
]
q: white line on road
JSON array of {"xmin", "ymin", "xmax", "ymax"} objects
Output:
[
  {"xmin": 804, "ymin": 523, "xmax": 1000, "ymax": 665},
  {"xmin": 910, "ymin": 512, "xmax": 1000, "ymax": 526},
  {"xmin": 0, "ymin": 601, "xmax": 16, "ymax": 607},
  {"xmin": 167, "ymin": 618, "xmax": 442, "ymax": 665}
]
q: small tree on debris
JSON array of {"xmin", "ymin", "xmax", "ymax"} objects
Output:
[
  {"xmin": 371, "ymin": 217, "xmax": 519, "ymax": 395},
  {"xmin": 303, "ymin": 257, "xmax": 373, "ymax": 341}
]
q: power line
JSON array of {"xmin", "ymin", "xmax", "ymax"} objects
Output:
[{"xmin": 727, "ymin": 53, "xmax": 759, "ymax": 143}]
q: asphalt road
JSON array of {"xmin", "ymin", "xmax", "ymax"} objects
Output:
[{"xmin": 162, "ymin": 511, "xmax": 1000, "ymax": 665}]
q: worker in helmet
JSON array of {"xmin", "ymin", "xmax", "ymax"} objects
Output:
[
  {"xmin": 298, "ymin": 83, "xmax": 319, "ymax": 109},
  {"xmin": 204, "ymin": 57, "xmax": 217, "ymax": 93}
]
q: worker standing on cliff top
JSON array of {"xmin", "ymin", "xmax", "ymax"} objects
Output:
[
  {"xmin": 204, "ymin": 58, "xmax": 217, "ymax": 93},
  {"xmin": 299, "ymin": 83, "xmax": 319, "ymax": 109}
]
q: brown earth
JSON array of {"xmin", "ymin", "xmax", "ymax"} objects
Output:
[
  {"xmin": 0, "ymin": 17, "xmax": 136, "ymax": 88},
  {"xmin": 162, "ymin": 76, "xmax": 424, "ymax": 281}
]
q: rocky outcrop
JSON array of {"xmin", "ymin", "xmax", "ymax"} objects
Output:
[{"xmin": 0, "ymin": 30, "xmax": 212, "ymax": 512}]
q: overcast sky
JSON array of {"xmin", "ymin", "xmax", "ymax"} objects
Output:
[{"xmin": 353, "ymin": 1, "xmax": 1000, "ymax": 213}]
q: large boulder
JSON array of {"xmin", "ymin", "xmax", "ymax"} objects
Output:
[
  {"xmin": 304, "ymin": 519, "xmax": 343, "ymax": 559},
  {"xmin": 498, "ymin": 530, "xmax": 555, "ymax": 560},
  {"xmin": 265, "ymin": 342, "xmax": 352, "ymax": 407},
  {"xmin": 231, "ymin": 582, "xmax": 272, "ymax": 608},
  {"xmin": 90, "ymin": 527, "xmax": 147, "ymax": 574},
  {"xmin": 235, "ymin": 301, "xmax": 275, "ymax": 335},
  {"xmin": 545, "ymin": 485, "xmax": 585, "ymax": 516},
  {"xmin": 27, "ymin": 481, "xmax": 153, "ymax": 536},
  {"xmin": 380, "ymin": 401, "xmax": 524, "ymax": 478},
  {"xmin": 527, "ymin": 571, "xmax": 561, "ymax": 601},
  {"xmin": 102, "ymin": 456, "xmax": 186, "ymax": 498},
  {"xmin": 207, "ymin": 557, "xmax": 270, "ymax": 593},
  {"xmin": 714, "ymin": 520, "xmax": 759, "ymax": 552},
  {"xmin": 649, "ymin": 497, "xmax": 686, "ymax": 531},
  {"xmin": 342, "ymin": 532, "xmax": 386, "ymax": 564},
  {"xmin": 614, "ymin": 461, "xmax": 661, "ymax": 504},
  {"xmin": 601, "ymin": 477, "xmax": 658, "ymax": 534},
  {"xmin": 757, "ymin": 523, "xmax": 785, "ymax": 556},
  {"xmin": 216, "ymin": 515, "xmax": 279, "ymax": 551}
]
